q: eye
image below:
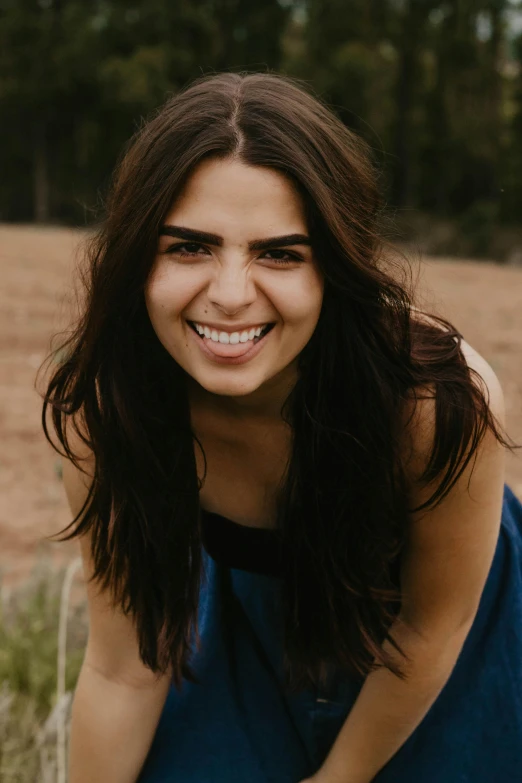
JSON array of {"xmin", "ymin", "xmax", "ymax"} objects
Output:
[
  {"xmin": 261, "ymin": 249, "xmax": 303, "ymax": 265},
  {"xmin": 164, "ymin": 242, "xmax": 210, "ymax": 258}
]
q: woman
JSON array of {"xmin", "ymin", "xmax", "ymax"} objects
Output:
[{"xmin": 42, "ymin": 72, "xmax": 522, "ymax": 783}]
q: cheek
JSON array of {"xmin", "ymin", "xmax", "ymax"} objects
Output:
[
  {"xmin": 269, "ymin": 273, "xmax": 323, "ymax": 328},
  {"xmin": 145, "ymin": 265, "xmax": 203, "ymax": 321}
]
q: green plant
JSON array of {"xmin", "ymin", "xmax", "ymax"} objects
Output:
[{"xmin": 0, "ymin": 559, "xmax": 87, "ymax": 781}]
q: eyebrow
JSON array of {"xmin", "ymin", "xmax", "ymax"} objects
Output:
[{"xmin": 159, "ymin": 225, "xmax": 311, "ymax": 251}]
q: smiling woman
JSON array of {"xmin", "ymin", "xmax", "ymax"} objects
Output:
[
  {"xmin": 146, "ymin": 158, "xmax": 323, "ymax": 395},
  {"xmin": 41, "ymin": 72, "xmax": 522, "ymax": 783}
]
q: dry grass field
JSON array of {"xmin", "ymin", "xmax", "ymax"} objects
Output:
[{"xmin": 1, "ymin": 224, "xmax": 521, "ymax": 587}]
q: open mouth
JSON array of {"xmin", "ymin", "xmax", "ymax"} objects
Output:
[{"xmin": 187, "ymin": 321, "xmax": 276, "ymax": 345}]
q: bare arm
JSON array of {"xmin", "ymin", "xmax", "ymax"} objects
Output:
[
  {"xmin": 62, "ymin": 433, "xmax": 172, "ymax": 783},
  {"xmin": 306, "ymin": 347, "xmax": 506, "ymax": 783}
]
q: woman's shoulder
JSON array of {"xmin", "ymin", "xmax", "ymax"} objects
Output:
[
  {"xmin": 410, "ymin": 306, "xmax": 504, "ymax": 409},
  {"xmin": 61, "ymin": 415, "xmax": 96, "ymax": 521},
  {"xmin": 404, "ymin": 308, "xmax": 505, "ymax": 484}
]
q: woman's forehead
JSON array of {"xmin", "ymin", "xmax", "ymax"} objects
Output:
[{"xmin": 164, "ymin": 158, "xmax": 308, "ymax": 240}]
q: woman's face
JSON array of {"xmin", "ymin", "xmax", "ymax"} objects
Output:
[{"xmin": 145, "ymin": 157, "xmax": 324, "ymax": 401}]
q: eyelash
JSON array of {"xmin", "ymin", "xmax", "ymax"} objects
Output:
[{"xmin": 164, "ymin": 242, "xmax": 303, "ymax": 265}]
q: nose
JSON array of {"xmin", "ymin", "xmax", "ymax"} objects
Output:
[{"xmin": 206, "ymin": 262, "xmax": 257, "ymax": 315}]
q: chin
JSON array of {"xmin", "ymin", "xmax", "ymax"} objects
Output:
[
  {"xmin": 202, "ymin": 381, "xmax": 264, "ymax": 398},
  {"xmin": 194, "ymin": 372, "xmax": 268, "ymax": 398}
]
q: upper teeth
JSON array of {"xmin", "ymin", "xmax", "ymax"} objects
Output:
[{"xmin": 193, "ymin": 323, "xmax": 266, "ymax": 344}]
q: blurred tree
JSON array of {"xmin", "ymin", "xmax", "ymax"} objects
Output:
[
  {"xmin": 501, "ymin": 28, "xmax": 522, "ymax": 221},
  {"xmin": 0, "ymin": 0, "xmax": 519, "ymax": 236},
  {"xmin": 388, "ymin": 0, "xmax": 440, "ymax": 207},
  {"xmin": 419, "ymin": 0, "xmax": 509, "ymax": 217},
  {"xmin": 0, "ymin": 0, "xmax": 106, "ymax": 221},
  {"xmin": 0, "ymin": 0, "xmax": 290, "ymax": 223},
  {"xmin": 297, "ymin": 0, "xmax": 397, "ymax": 169}
]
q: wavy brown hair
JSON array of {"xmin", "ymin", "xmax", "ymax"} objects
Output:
[{"xmin": 41, "ymin": 72, "xmax": 516, "ymax": 691}]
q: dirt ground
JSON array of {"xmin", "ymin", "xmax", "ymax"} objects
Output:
[{"xmin": 1, "ymin": 224, "xmax": 521, "ymax": 587}]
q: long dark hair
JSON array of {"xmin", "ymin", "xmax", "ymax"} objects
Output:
[{"xmin": 41, "ymin": 72, "xmax": 516, "ymax": 691}]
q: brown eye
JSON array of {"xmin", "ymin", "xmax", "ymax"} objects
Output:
[
  {"xmin": 262, "ymin": 249, "xmax": 303, "ymax": 265},
  {"xmin": 165, "ymin": 242, "xmax": 210, "ymax": 257}
]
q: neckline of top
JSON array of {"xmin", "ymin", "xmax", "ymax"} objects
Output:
[{"xmin": 200, "ymin": 507, "xmax": 278, "ymax": 533}]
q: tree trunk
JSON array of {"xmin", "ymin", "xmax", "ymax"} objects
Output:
[
  {"xmin": 393, "ymin": 43, "xmax": 416, "ymax": 207},
  {"xmin": 485, "ymin": 0, "xmax": 504, "ymax": 199},
  {"xmin": 34, "ymin": 122, "xmax": 50, "ymax": 223},
  {"xmin": 392, "ymin": 0, "xmax": 431, "ymax": 207}
]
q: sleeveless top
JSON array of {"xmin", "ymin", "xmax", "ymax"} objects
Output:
[{"xmin": 138, "ymin": 484, "xmax": 522, "ymax": 783}]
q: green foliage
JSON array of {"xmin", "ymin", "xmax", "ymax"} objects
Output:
[
  {"xmin": 0, "ymin": 0, "xmax": 290, "ymax": 223},
  {"xmin": 501, "ymin": 30, "xmax": 522, "ymax": 222},
  {"xmin": 0, "ymin": 562, "xmax": 87, "ymax": 781},
  {"xmin": 99, "ymin": 45, "xmax": 173, "ymax": 109},
  {"xmin": 0, "ymin": 569, "xmax": 87, "ymax": 713},
  {"xmin": 458, "ymin": 199, "xmax": 502, "ymax": 255},
  {"xmin": 0, "ymin": 0, "xmax": 521, "ymax": 243}
]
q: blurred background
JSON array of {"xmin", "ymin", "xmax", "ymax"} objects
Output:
[
  {"xmin": 2, "ymin": 0, "xmax": 522, "ymax": 255},
  {"xmin": 0, "ymin": 1, "xmax": 521, "ymax": 779}
]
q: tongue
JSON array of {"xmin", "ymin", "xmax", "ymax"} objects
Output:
[{"xmin": 202, "ymin": 336, "xmax": 256, "ymax": 357}]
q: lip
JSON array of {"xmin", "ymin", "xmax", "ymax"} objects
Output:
[
  {"xmin": 187, "ymin": 320, "xmax": 275, "ymax": 365},
  {"xmin": 187, "ymin": 319, "xmax": 272, "ymax": 334}
]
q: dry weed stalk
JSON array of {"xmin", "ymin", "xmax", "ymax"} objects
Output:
[{"xmin": 56, "ymin": 557, "xmax": 82, "ymax": 783}]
